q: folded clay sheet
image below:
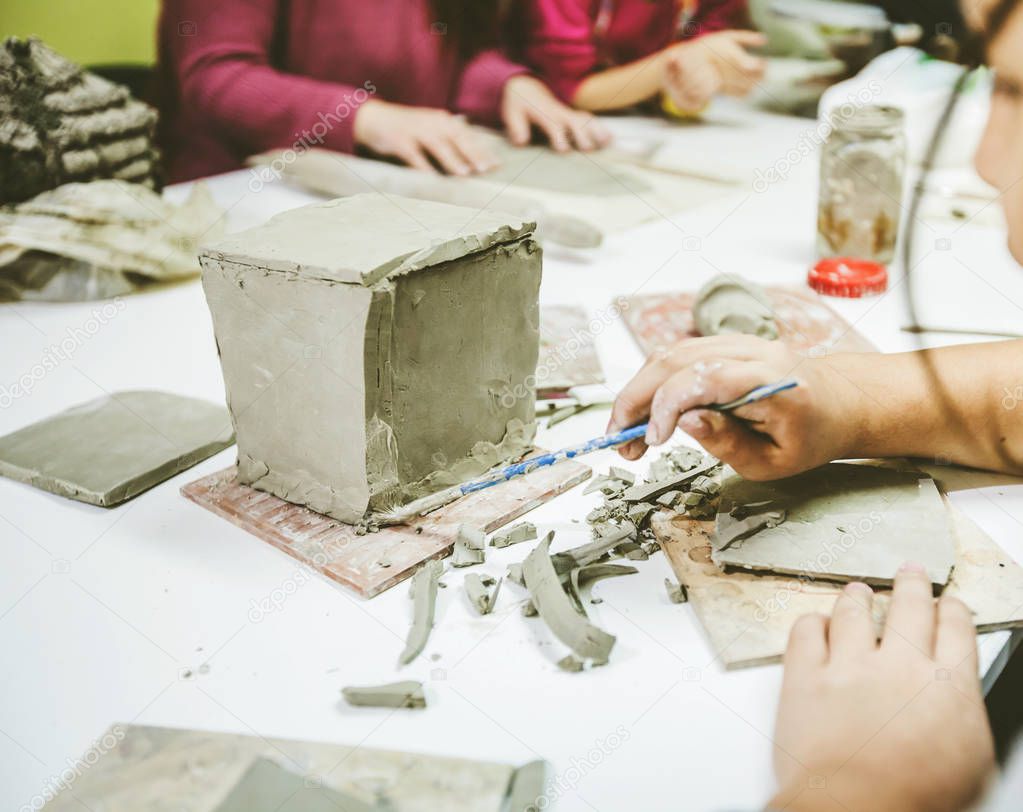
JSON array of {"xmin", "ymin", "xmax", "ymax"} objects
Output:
[
  {"xmin": 0, "ymin": 390, "xmax": 234, "ymax": 506},
  {"xmin": 711, "ymin": 463, "xmax": 956, "ymax": 586}
]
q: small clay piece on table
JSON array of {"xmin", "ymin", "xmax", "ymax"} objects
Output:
[
  {"xmin": 452, "ymin": 524, "xmax": 486, "ymax": 567},
  {"xmin": 464, "ymin": 573, "xmax": 502, "ymax": 615},
  {"xmin": 398, "ymin": 560, "xmax": 443, "ymax": 665},
  {"xmin": 664, "ymin": 577, "xmax": 688, "ymax": 604},
  {"xmin": 693, "ymin": 274, "xmax": 779, "ymax": 340},
  {"xmin": 490, "ymin": 522, "xmax": 537, "ymax": 548},
  {"xmin": 341, "ymin": 681, "xmax": 427, "ymax": 709}
]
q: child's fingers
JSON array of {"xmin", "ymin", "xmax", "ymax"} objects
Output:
[
  {"xmin": 454, "ymin": 131, "xmax": 497, "ymax": 173},
  {"xmin": 395, "ymin": 143, "xmax": 437, "ymax": 174},
  {"xmin": 503, "ymin": 106, "xmax": 531, "ymax": 146},
  {"xmin": 726, "ymin": 30, "xmax": 768, "ymax": 49},
  {"xmin": 422, "ymin": 134, "xmax": 470, "ymax": 175}
]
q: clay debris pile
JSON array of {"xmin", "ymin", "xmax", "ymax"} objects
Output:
[
  {"xmin": 0, "ymin": 37, "xmax": 161, "ymax": 204},
  {"xmin": 0, "ymin": 180, "xmax": 223, "ymax": 301},
  {"xmin": 583, "ymin": 445, "xmax": 724, "ymax": 556}
]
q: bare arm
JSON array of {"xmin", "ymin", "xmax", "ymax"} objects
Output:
[
  {"xmin": 609, "ymin": 336, "xmax": 1023, "ymax": 479},
  {"xmin": 571, "ymin": 51, "xmax": 668, "ymax": 111}
]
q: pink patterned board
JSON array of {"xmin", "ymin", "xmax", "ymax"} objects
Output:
[
  {"xmin": 621, "ymin": 287, "xmax": 877, "ymax": 357},
  {"xmin": 181, "ymin": 457, "xmax": 591, "ymax": 599}
]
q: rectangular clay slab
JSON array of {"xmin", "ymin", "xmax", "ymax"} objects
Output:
[
  {"xmin": 0, "ymin": 390, "xmax": 234, "ymax": 506},
  {"xmin": 711, "ymin": 463, "xmax": 956, "ymax": 586}
]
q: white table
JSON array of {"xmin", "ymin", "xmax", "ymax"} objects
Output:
[{"xmin": 2, "ymin": 99, "xmax": 1022, "ymax": 812}]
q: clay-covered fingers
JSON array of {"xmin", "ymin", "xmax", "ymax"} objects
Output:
[
  {"xmin": 608, "ymin": 335, "xmax": 775, "ymax": 434},
  {"xmin": 644, "ymin": 360, "xmax": 778, "ymax": 445},
  {"xmin": 881, "ymin": 563, "xmax": 937, "ymax": 656},
  {"xmin": 935, "ymin": 595, "xmax": 979, "ymax": 679},
  {"xmin": 676, "ymin": 409, "xmax": 775, "ymax": 474},
  {"xmin": 828, "ymin": 582, "xmax": 877, "ymax": 662}
]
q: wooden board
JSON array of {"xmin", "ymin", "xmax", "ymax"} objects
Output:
[
  {"xmin": 43, "ymin": 724, "xmax": 522, "ymax": 812},
  {"xmin": 654, "ymin": 500, "xmax": 1023, "ymax": 670},
  {"xmin": 182, "ymin": 457, "xmax": 591, "ymax": 599},
  {"xmin": 621, "ymin": 287, "xmax": 877, "ymax": 357}
]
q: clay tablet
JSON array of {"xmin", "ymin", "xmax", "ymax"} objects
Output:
[
  {"xmin": 200, "ymin": 195, "xmax": 542, "ymax": 524},
  {"xmin": 711, "ymin": 463, "xmax": 955, "ymax": 586},
  {"xmin": 0, "ymin": 391, "xmax": 234, "ymax": 506}
]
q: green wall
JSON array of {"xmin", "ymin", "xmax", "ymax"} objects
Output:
[{"xmin": 0, "ymin": 0, "xmax": 160, "ymax": 66}]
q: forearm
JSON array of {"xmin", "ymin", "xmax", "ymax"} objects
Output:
[
  {"xmin": 571, "ymin": 51, "xmax": 667, "ymax": 111},
  {"xmin": 820, "ymin": 341, "xmax": 1023, "ymax": 473}
]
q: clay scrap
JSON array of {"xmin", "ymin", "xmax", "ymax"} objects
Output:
[
  {"xmin": 0, "ymin": 180, "xmax": 223, "ymax": 301},
  {"xmin": 0, "ymin": 391, "xmax": 234, "ymax": 506},
  {"xmin": 584, "ymin": 446, "xmax": 723, "ymax": 548},
  {"xmin": 693, "ymin": 274, "xmax": 779, "ymax": 340},
  {"xmin": 711, "ymin": 463, "xmax": 956, "ymax": 586},
  {"xmin": 464, "ymin": 573, "xmax": 502, "ymax": 615},
  {"xmin": 341, "ymin": 681, "xmax": 426, "ymax": 710},
  {"xmin": 398, "ymin": 560, "xmax": 443, "ymax": 665},
  {"xmin": 452, "ymin": 524, "xmax": 486, "ymax": 567},
  {"xmin": 0, "ymin": 37, "xmax": 161, "ymax": 204},
  {"xmin": 490, "ymin": 521, "xmax": 536, "ymax": 548},
  {"xmin": 522, "ymin": 533, "xmax": 616, "ymax": 665},
  {"xmin": 200, "ymin": 195, "xmax": 541, "ymax": 524}
]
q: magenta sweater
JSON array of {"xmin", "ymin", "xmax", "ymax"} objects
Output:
[
  {"xmin": 158, "ymin": 1, "xmax": 528, "ymax": 181},
  {"xmin": 521, "ymin": 0, "xmax": 750, "ymax": 103}
]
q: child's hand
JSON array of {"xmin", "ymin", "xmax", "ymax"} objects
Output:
[
  {"xmin": 501, "ymin": 75, "xmax": 612, "ymax": 152},
  {"xmin": 770, "ymin": 570, "xmax": 995, "ymax": 812},
  {"xmin": 662, "ymin": 30, "xmax": 766, "ymax": 111},
  {"xmin": 353, "ymin": 100, "xmax": 497, "ymax": 175},
  {"xmin": 607, "ymin": 335, "xmax": 859, "ymax": 480}
]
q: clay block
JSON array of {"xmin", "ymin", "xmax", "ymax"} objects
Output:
[
  {"xmin": 0, "ymin": 391, "xmax": 233, "ymax": 506},
  {"xmin": 199, "ymin": 196, "xmax": 541, "ymax": 524}
]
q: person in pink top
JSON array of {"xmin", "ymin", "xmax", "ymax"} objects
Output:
[
  {"xmin": 158, "ymin": 0, "xmax": 610, "ymax": 182},
  {"xmin": 519, "ymin": 0, "xmax": 766, "ymax": 113}
]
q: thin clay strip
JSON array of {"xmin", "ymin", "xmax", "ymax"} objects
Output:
[
  {"xmin": 523, "ymin": 533, "xmax": 616, "ymax": 664},
  {"xmin": 398, "ymin": 560, "xmax": 443, "ymax": 665}
]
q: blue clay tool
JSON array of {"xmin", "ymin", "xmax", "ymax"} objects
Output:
[{"xmin": 377, "ymin": 378, "xmax": 799, "ymax": 525}]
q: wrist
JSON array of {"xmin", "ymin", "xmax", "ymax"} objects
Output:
[{"xmin": 805, "ymin": 353, "xmax": 878, "ymax": 461}]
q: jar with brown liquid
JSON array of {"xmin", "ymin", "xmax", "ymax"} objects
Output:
[{"xmin": 817, "ymin": 105, "xmax": 906, "ymax": 264}]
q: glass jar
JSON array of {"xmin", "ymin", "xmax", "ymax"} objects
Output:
[{"xmin": 817, "ymin": 105, "xmax": 906, "ymax": 264}]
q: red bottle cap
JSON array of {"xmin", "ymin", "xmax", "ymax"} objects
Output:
[{"xmin": 808, "ymin": 257, "xmax": 888, "ymax": 297}]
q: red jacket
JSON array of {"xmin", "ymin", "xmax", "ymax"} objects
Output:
[
  {"xmin": 158, "ymin": 0, "xmax": 527, "ymax": 181},
  {"xmin": 521, "ymin": 0, "xmax": 750, "ymax": 102}
]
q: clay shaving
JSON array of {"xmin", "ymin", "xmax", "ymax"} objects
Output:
[
  {"xmin": 398, "ymin": 560, "xmax": 443, "ymax": 665},
  {"xmin": 342, "ymin": 681, "xmax": 426, "ymax": 709}
]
